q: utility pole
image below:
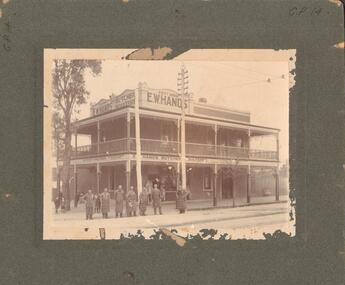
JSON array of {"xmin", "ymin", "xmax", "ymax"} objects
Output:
[
  {"xmin": 177, "ymin": 64, "xmax": 189, "ymax": 192},
  {"xmin": 231, "ymin": 158, "xmax": 239, "ymax": 208},
  {"xmin": 135, "ymin": 83, "xmax": 143, "ymax": 195}
]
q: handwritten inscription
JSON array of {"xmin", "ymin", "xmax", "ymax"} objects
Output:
[
  {"xmin": 1, "ymin": 19, "xmax": 11, "ymax": 51},
  {"xmin": 289, "ymin": 7, "xmax": 322, "ymax": 16}
]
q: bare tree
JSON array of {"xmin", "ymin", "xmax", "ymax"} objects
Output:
[{"xmin": 52, "ymin": 59, "xmax": 102, "ymax": 210}]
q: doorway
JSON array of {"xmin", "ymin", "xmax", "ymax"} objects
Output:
[{"xmin": 222, "ymin": 175, "xmax": 234, "ymax": 199}]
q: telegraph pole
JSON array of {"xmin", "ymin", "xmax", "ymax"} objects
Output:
[
  {"xmin": 178, "ymin": 64, "xmax": 189, "ymax": 192},
  {"xmin": 135, "ymin": 83, "xmax": 143, "ymax": 195}
]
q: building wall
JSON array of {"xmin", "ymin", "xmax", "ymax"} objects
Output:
[
  {"xmin": 88, "ymin": 117, "xmax": 253, "ymax": 148},
  {"xmin": 186, "ymin": 124, "xmax": 214, "ymax": 144},
  {"xmin": 113, "ymin": 165, "xmax": 127, "ymax": 191},
  {"xmin": 89, "ymin": 117, "xmax": 127, "ymax": 144},
  {"xmin": 140, "ymin": 118, "xmax": 178, "ymax": 141},
  {"xmin": 218, "ymin": 168, "xmax": 248, "ymax": 201},
  {"xmin": 279, "ymin": 176, "xmax": 289, "ymax": 195},
  {"xmin": 188, "ymin": 166, "xmax": 250, "ymax": 201},
  {"xmin": 71, "ymin": 163, "xmax": 285, "ymax": 202},
  {"xmin": 188, "ymin": 167, "xmax": 214, "ymax": 200},
  {"xmin": 70, "ymin": 165, "xmax": 129, "ymax": 198},
  {"xmin": 193, "ymin": 104, "xmax": 250, "ymax": 123},
  {"xmin": 233, "ymin": 172, "xmax": 248, "ymax": 200},
  {"xmin": 135, "ymin": 164, "xmax": 178, "ymax": 200},
  {"xmin": 249, "ymin": 167, "xmax": 286, "ymax": 198},
  {"xmin": 218, "ymin": 128, "xmax": 249, "ymax": 148},
  {"xmin": 251, "ymin": 172, "xmax": 274, "ymax": 197},
  {"xmin": 77, "ymin": 168, "xmax": 97, "ymax": 195},
  {"xmin": 99, "ymin": 167, "xmax": 109, "ymax": 192},
  {"xmin": 63, "ymin": 167, "xmax": 97, "ymax": 201}
]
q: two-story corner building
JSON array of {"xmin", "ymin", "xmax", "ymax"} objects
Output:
[{"xmin": 67, "ymin": 82, "xmax": 281, "ymax": 205}]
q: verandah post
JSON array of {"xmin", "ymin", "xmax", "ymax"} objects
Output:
[
  {"xmin": 275, "ymin": 132, "xmax": 280, "ymax": 201},
  {"xmin": 127, "ymin": 111, "xmax": 131, "ymax": 152},
  {"xmin": 74, "ymin": 164, "xmax": 78, "ymax": 208},
  {"xmin": 247, "ymin": 129, "xmax": 251, "ymax": 204},
  {"xmin": 96, "ymin": 163, "xmax": 100, "ymax": 194},
  {"xmin": 247, "ymin": 165, "xmax": 251, "ymax": 204},
  {"xmin": 176, "ymin": 119, "xmax": 181, "ymax": 188},
  {"xmin": 178, "ymin": 65, "xmax": 187, "ymax": 192},
  {"xmin": 97, "ymin": 121, "xmax": 100, "ymax": 153},
  {"xmin": 275, "ymin": 167, "xmax": 280, "ymax": 201},
  {"xmin": 213, "ymin": 164, "xmax": 217, "ymax": 207},
  {"xmin": 126, "ymin": 160, "xmax": 131, "ymax": 194}
]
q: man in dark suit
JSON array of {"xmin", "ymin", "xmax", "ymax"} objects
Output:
[
  {"xmin": 114, "ymin": 185, "xmax": 125, "ymax": 218},
  {"xmin": 152, "ymin": 183, "xmax": 163, "ymax": 215},
  {"xmin": 84, "ymin": 189, "xmax": 94, "ymax": 220}
]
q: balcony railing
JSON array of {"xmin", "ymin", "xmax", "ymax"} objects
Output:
[
  {"xmin": 186, "ymin": 142, "xmax": 216, "ymax": 157},
  {"xmin": 99, "ymin": 138, "xmax": 128, "ymax": 154},
  {"xmin": 249, "ymin": 150, "xmax": 278, "ymax": 160},
  {"xmin": 72, "ymin": 139, "xmax": 277, "ymax": 161},
  {"xmin": 140, "ymin": 139, "xmax": 179, "ymax": 154},
  {"xmin": 74, "ymin": 138, "xmax": 127, "ymax": 158},
  {"xmin": 186, "ymin": 143, "xmax": 250, "ymax": 159},
  {"xmin": 75, "ymin": 143, "xmax": 98, "ymax": 157},
  {"xmin": 217, "ymin": 145, "xmax": 250, "ymax": 159}
]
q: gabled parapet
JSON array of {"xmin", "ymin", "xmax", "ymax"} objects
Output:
[{"xmin": 89, "ymin": 82, "xmax": 251, "ymax": 124}]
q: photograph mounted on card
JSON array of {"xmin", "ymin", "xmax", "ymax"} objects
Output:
[{"xmin": 43, "ymin": 48, "xmax": 295, "ymax": 240}]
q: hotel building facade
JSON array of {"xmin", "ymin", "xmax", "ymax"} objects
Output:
[{"xmin": 67, "ymin": 82, "xmax": 283, "ymax": 206}]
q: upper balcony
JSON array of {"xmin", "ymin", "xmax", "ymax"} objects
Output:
[
  {"xmin": 72, "ymin": 138, "xmax": 278, "ymax": 161},
  {"xmin": 72, "ymin": 111, "xmax": 279, "ymax": 162}
]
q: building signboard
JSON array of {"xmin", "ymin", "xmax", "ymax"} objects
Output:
[
  {"xmin": 70, "ymin": 154, "xmax": 130, "ymax": 165},
  {"xmin": 91, "ymin": 83, "xmax": 192, "ymax": 116},
  {"xmin": 139, "ymin": 83, "xmax": 190, "ymax": 114},
  {"xmin": 111, "ymin": 90, "xmax": 135, "ymax": 109},
  {"xmin": 91, "ymin": 91, "xmax": 135, "ymax": 116},
  {"xmin": 140, "ymin": 154, "xmax": 179, "ymax": 162}
]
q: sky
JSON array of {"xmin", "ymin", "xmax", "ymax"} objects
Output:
[{"xmin": 68, "ymin": 49, "xmax": 292, "ymax": 163}]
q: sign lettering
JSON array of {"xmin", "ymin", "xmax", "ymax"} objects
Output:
[
  {"xmin": 142, "ymin": 154, "xmax": 179, "ymax": 161},
  {"xmin": 146, "ymin": 91, "xmax": 188, "ymax": 109},
  {"xmin": 91, "ymin": 84, "xmax": 192, "ymax": 116}
]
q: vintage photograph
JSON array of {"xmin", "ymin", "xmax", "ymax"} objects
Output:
[{"xmin": 44, "ymin": 49, "xmax": 295, "ymax": 240}]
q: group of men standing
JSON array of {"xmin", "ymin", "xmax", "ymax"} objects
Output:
[{"xmin": 83, "ymin": 183, "xmax": 168, "ymax": 220}]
